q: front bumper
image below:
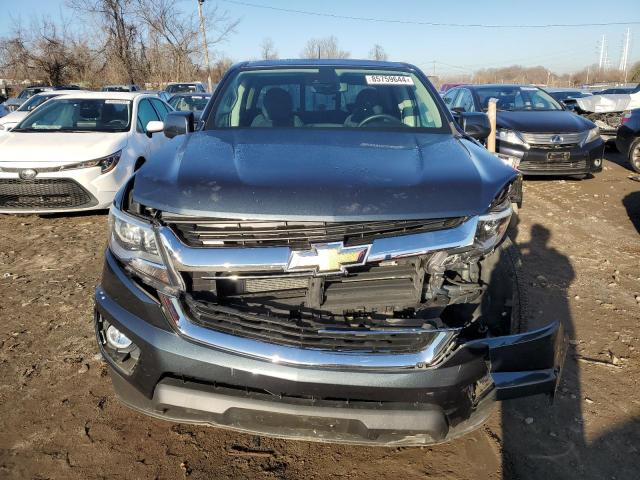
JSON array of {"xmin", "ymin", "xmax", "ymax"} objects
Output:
[
  {"xmin": 0, "ymin": 163, "xmax": 130, "ymax": 214},
  {"xmin": 94, "ymin": 250, "xmax": 566, "ymax": 445},
  {"xmin": 498, "ymin": 139, "xmax": 604, "ymax": 176}
]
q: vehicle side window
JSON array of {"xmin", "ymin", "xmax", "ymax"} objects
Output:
[
  {"xmin": 150, "ymin": 98, "xmax": 171, "ymax": 119},
  {"xmin": 442, "ymin": 89, "xmax": 458, "ymax": 107},
  {"xmin": 453, "ymin": 89, "xmax": 475, "ymax": 112},
  {"xmin": 137, "ymin": 99, "xmax": 160, "ymax": 133}
]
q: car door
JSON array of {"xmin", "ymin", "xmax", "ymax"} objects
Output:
[
  {"xmin": 148, "ymin": 97, "xmax": 173, "ymax": 153},
  {"xmin": 452, "ymin": 88, "xmax": 475, "ymax": 113},
  {"xmin": 131, "ymin": 97, "xmax": 160, "ymax": 162}
]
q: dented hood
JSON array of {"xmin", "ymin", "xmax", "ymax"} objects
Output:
[
  {"xmin": 575, "ymin": 91, "xmax": 640, "ymax": 113},
  {"xmin": 132, "ymin": 129, "xmax": 517, "ymax": 221}
]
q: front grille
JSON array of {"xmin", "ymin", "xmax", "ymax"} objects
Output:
[
  {"xmin": 0, "ymin": 178, "xmax": 94, "ymax": 209},
  {"xmin": 183, "ymin": 295, "xmax": 434, "ymax": 354},
  {"xmin": 519, "ymin": 158, "xmax": 588, "ymax": 172},
  {"xmin": 166, "ymin": 216, "xmax": 466, "ymax": 249},
  {"xmin": 521, "ymin": 131, "xmax": 585, "ymax": 147}
]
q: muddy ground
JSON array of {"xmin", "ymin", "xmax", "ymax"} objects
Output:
[{"xmin": 0, "ymin": 152, "xmax": 639, "ymax": 479}]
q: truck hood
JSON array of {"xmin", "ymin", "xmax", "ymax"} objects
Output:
[
  {"xmin": 496, "ymin": 110, "xmax": 593, "ymax": 133},
  {"xmin": 0, "ymin": 131, "xmax": 128, "ymax": 166},
  {"xmin": 133, "ymin": 129, "xmax": 517, "ymax": 221}
]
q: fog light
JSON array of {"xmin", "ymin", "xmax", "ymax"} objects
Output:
[
  {"xmin": 593, "ymin": 158, "xmax": 602, "ymax": 168},
  {"xmin": 106, "ymin": 325, "xmax": 132, "ymax": 349}
]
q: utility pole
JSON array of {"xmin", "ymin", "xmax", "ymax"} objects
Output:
[
  {"xmin": 598, "ymin": 34, "xmax": 607, "ymax": 71},
  {"xmin": 197, "ymin": 0, "xmax": 213, "ymax": 93},
  {"xmin": 619, "ymin": 28, "xmax": 631, "ymax": 82}
]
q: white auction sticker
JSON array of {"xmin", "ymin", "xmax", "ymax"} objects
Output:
[
  {"xmin": 365, "ymin": 75, "xmax": 414, "ymax": 86},
  {"xmin": 105, "ymin": 99, "xmax": 131, "ymax": 104}
]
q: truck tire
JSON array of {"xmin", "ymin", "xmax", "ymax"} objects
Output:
[
  {"xmin": 629, "ymin": 138, "xmax": 640, "ymax": 173},
  {"xmin": 479, "ymin": 236, "xmax": 529, "ymax": 335}
]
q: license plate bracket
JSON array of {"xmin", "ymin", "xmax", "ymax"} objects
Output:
[{"xmin": 547, "ymin": 151, "xmax": 570, "ymax": 161}]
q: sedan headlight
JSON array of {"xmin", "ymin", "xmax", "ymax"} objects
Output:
[
  {"xmin": 474, "ymin": 196, "xmax": 513, "ymax": 252},
  {"xmin": 497, "ymin": 129, "xmax": 528, "ymax": 148},
  {"xmin": 60, "ymin": 150, "xmax": 121, "ymax": 174},
  {"xmin": 108, "ymin": 206, "xmax": 174, "ymax": 291},
  {"xmin": 581, "ymin": 127, "xmax": 600, "ymax": 145}
]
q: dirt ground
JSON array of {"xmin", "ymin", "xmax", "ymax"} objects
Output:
[{"xmin": 0, "ymin": 152, "xmax": 639, "ymax": 480}]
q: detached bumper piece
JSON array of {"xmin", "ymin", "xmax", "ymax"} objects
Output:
[{"xmin": 95, "ymin": 260, "xmax": 566, "ymax": 445}]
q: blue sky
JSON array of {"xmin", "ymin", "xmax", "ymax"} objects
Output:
[{"xmin": 1, "ymin": 0, "xmax": 638, "ymax": 75}]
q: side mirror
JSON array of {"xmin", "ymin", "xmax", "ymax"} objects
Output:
[
  {"xmin": 458, "ymin": 112, "xmax": 491, "ymax": 140},
  {"xmin": 163, "ymin": 111, "xmax": 195, "ymax": 139},
  {"xmin": 145, "ymin": 120, "xmax": 164, "ymax": 137}
]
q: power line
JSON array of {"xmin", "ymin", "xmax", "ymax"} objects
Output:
[{"xmin": 223, "ymin": 0, "xmax": 640, "ymax": 28}]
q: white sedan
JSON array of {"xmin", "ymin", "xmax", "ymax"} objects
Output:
[{"xmin": 0, "ymin": 92, "xmax": 173, "ymax": 214}]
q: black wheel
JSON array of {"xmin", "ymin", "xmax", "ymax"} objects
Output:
[
  {"xmin": 628, "ymin": 138, "xmax": 640, "ymax": 173},
  {"xmin": 479, "ymin": 237, "xmax": 528, "ymax": 335}
]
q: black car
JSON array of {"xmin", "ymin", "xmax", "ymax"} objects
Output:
[
  {"xmin": 593, "ymin": 86, "xmax": 639, "ymax": 95},
  {"xmin": 168, "ymin": 93, "xmax": 212, "ymax": 114},
  {"xmin": 165, "ymin": 82, "xmax": 207, "ymax": 94},
  {"xmin": 95, "ymin": 59, "xmax": 564, "ymax": 446},
  {"xmin": 616, "ymin": 109, "xmax": 640, "ymax": 172},
  {"xmin": 443, "ymin": 84, "xmax": 604, "ymax": 177},
  {"xmin": 545, "ymin": 88, "xmax": 592, "ymax": 111}
]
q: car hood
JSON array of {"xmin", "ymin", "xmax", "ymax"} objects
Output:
[
  {"xmin": 497, "ymin": 110, "xmax": 593, "ymax": 133},
  {"xmin": 133, "ymin": 129, "xmax": 517, "ymax": 221},
  {"xmin": 0, "ymin": 131, "xmax": 128, "ymax": 166},
  {"xmin": 0, "ymin": 111, "xmax": 28, "ymax": 126}
]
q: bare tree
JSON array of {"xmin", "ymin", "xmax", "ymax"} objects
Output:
[
  {"xmin": 301, "ymin": 36, "xmax": 349, "ymax": 59},
  {"xmin": 260, "ymin": 37, "xmax": 278, "ymax": 60},
  {"xmin": 0, "ymin": 17, "xmax": 92, "ymax": 85},
  {"xmin": 369, "ymin": 44, "xmax": 388, "ymax": 61}
]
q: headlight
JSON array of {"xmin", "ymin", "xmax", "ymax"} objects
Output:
[
  {"xmin": 108, "ymin": 206, "xmax": 173, "ymax": 291},
  {"xmin": 581, "ymin": 127, "xmax": 600, "ymax": 145},
  {"xmin": 497, "ymin": 129, "xmax": 528, "ymax": 147},
  {"xmin": 60, "ymin": 150, "xmax": 121, "ymax": 174},
  {"xmin": 474, "ymin": 197, "xmax": 513, "ymax": 252}
]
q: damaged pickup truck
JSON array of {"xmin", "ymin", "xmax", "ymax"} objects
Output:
[
  {"xmin": 94, "ymin": 59, "xmax": 565, "ymax": 445},
  {"xmin": 572, "ymin": 83, "xmax": 640, "ymax": 142}
]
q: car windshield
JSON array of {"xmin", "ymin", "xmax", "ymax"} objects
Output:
[
  {"xmin": 169, "ymin": 94, "xmax": 211, "ymax": 112},
  {"xmin": 167, "ymin": 84, "xmax": 200, "ymax": 94},
  {"xmin": 18, "ymin": 89, "xmax": 42, "ymax": 100},
  {"xmin": 103, "ymin": 86, "xmax": 131, "ymax": 92},
  {"xmin": 208, "ymin": 67, "xmax": 444, "ymax": 130},
  {"xmin": 14, "ymin": 98, "xmax": 132, "ymax": 132},
  {"xmin": 17, "ymin": 94, "xmax": 59, "ymax": 112},
  {"xmin": 475, "ymin": 86, "xmax": 562, "ymax": 111}
]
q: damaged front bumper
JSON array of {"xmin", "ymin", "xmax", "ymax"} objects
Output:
[{"xmin": 94, "ymin": 251, "xmax": 566, "ymax": 446}]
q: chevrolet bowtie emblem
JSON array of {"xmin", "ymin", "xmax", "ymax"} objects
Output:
[{"xmin": 287, "ymin": 242, "xmax": 371, "ymax": 275}]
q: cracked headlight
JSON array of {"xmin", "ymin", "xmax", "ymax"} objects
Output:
[
  {"xmin": 497, "ymin": 128, "xmax": 528, "ymax": 148},
  {"xmin": 581, "ymin": 127, "xmax": 600, "ymax": 145},
  {"xmin": 108, "ymin": 206, "xmax": 172, "ymax": 290},
  {"xmin": 60, "ymin": 150, "xmax": 121, "ymax": 174},
  {"xmin": 474, "ymin": 196, "xmax": 513, "ymax": 252}
]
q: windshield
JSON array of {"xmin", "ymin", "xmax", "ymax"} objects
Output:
[
  {"xmin": 208, "ymin": 67, "xmax": 444, "ymax": 130},
  {"xmin": 18, "ymin": 89, "xmax": 43, "ymax": 99},
  {"xmin": 14, "ymin": 98, "xmax": 132, "ymax": 132},
  {"xmin": 475, "ymin": 86, "xmax": 562, "ymax": 111},
  {"xmin": 17, "ymin": 94, "xmax": 60, "ymax": 112},
  {"xmin": 166, "ymin": 84, "xmax": 200, "ymax": 94},
  {"xmin": 169, "ymin": 94, "xmax": 211, "ymax": 112}
]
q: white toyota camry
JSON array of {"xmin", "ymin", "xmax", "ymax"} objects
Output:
[{"xmin": 0, "ymin": 92, "xmax": 173, "ymax": 213}]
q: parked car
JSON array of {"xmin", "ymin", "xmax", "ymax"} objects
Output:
[
  {"xmin": 0, "ymin": 90, "xmax": 83, "ymax": 133},
  {"xmin": 102, "ymin": 84, "xmax": 141, "ymax": 92},
  {"xmin": 95, "ymin": 59, "xmax": 564, "ymax": 446},
  {"xmin": 442, "ymin": 84, "xmax": 604, "ymax": 177},
  {"xmin": 2, "ymin": 85, "xmax": 82, "ymax": 111},
  {"xmin": 165, "ymin": 82, "xmax": 207, "ymax": 94},
  {"xmin": 0, "ymin": 103, "xmax": 8, "ymax": 118},
  {"xmin": 545, "ymin": 88, "xmax": 592, "ymax": 111},
  {"xmin": 0, "ymin": 92, "xmax": 173, "ymax": 213},
  {"xmin": 168, "ymin": 93, "xmax": 211, "ymax": 124},
  {"xmin": 616, "ymin": 109, "xmax": 640, "ymax": 172},
  {"xmin": 593, "ymin": 86, "xmax": 638, "ymax": 95}
]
